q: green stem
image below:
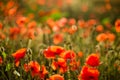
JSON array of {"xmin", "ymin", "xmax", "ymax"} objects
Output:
[{"xmin": 0, "ymin": 69, "xmax": 8, "ymax": 80}]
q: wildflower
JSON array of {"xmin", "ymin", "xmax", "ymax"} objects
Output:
[
  {"xmin": 24, "ymin": 63, "xmax": 48, "ymax": 79},
  {"xmin": 106, "ymin": 32, "xmax": 115, "ymax": 42},
  {"xmin": 53, "ymin": 33, "xmax": 63, "ymax": 44},
  {"xmin": 8, "ymin": 7, "xmax": 17, "ymax": 16},
  {"xmin": 78, "ymin": 51, "xmax": 83, "ymax": 58},
  {"xmin": 51, "ymin": 58, "xmax": 67, "ymax": 73},
  {"xmin": 24, "ymin": 63, "xmax": 30, "ymax": 72},
  {"xmin": 47, "ymin": 19, "xmax": 56, "ymax": 28},
  {"xmin": 70, "ymin": 60, "xmax": 80, "ymax": 71},
  {"xmin": 6, "ymin": 1, "xmax": 15, "ymax": 9},
  {"xmin": 28, "ymin": 61, "xmax": 40, "ymax": 77},
  {"xmin": 96, "ymin": 25, "xmax": 104, "ymax": 32},
  {"xmin": 115, "ymin": 19, "xmax": 120, "ymax": 32},
  {"xmin": 68, "ymin": 25, "xmax": 77, "ymax": 34},
  {"xmin": 44, "ymin": 46, "xmax": 65, "ymax": 59},
  {"xmin": 9, "ymin": 27, "xmax": 20, "ymax": 39},
  {"xmin": 56, "ymin": 0, "xmax": 63, "ymax": 7},
  {"xmin": 39, "ymin": 65, "xmax": 48, "ymax": 79},
  {"xmin": 12, "ymin": 48, "xmax": 26, "ymax": 67},
  {"xmin": 60, "ymin": 50, "xmax": 76, "ymax": 60},
  {"xmin": 68, "ymin": 18, "xmax": 76, "ymax": 26},
  {"xmin": 78, "ymin": 65, "xmax": 99, "ymax": 80},
  {"xmin": 56, "ymin": 17, "xmax": 67, "ymax": 27},
  {"xmin": 49, "ymin": 74, "xmax": 64, "ymax": 80},
  {"xmin": 37, "ymin": 0, "xmax": 45, "ymax": 5},
  {"xmin": 86, "ymin": 53, "xmax": 100, "ymax": 67},
  {"xmin": 78, "ymin": 20, "xmax": 86, "ymax": 28},
  {"xmin": 16, "ymin": 17, "xmax": 27, "ymax": 26},
  {"xmin": 96, "ymin": 33, "xmax": 107, "ymax": 42},
  {"xmin": 66, "ymin": 0, "xmax": 72, "ymax": 5},
  {"xmin": 0, "ymin": 56, "xmax": 3, "ymax": 64},
  {"xmin": 0, "ymin": 22, "xmax": 3, "ymax": 29},
  {"xmin": 87, "ymin": 19, "xmax": 97, "ymax": 26},
  {"xmin": 27, "ymin": 29, "xmax": 35, "ymax": 39},
  {"xmin": 0, "ymin": 32, "xmax": 6, "ymax": 39},
  {"xmin": 28, "ymin": 21, "xmax": 37, "ymax": 29}
]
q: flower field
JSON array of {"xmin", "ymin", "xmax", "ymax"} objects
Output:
[{"xmin": 0, "ymin": 0, "xmax": 120, "ymax": 80}]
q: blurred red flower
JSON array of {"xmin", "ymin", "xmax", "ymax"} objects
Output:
[
  {"xmin": 28, "ymin": 61, "xmax": 40, "ymax": 77},
  {"xmin": 0, "ymin": 56, "xmax": 3, "ymax": 64},
  {"xmin": 106, "ymin": 32, "xmax": 116, "ymax": 42},
  {"xmin": 39, "ymin": 65, "xmax": 48, "ymax": 79},
  {"xmin": 68, "ymin": 18, "xmax": 76, "ymax": 26},
  {"xmin": 95, "ymin": 25, "xmax": 104, "ymax": 32},
  {"xmin": 12, "ymin": 48, "xmax": 26, "ymax": 67},
  {"xmin": 0, "ymin": 22, "xmax": 3, "ymax": 29},
  {"xmin": 28, "ymin": 21, "xmax": 37, "ymax": 29},
  {"xmin": 115, "ymin": 19, "xmax": 120, "ymax": 32},
  {"xmin": 60, "ymin": 50, "xmax": 76, "ymax": 60},
  {"xmin": 9, "ymin": 27, "xmax": 20, "ymax": 39},
  {"xmin": 78, "ymin": 51, "xmax": 83, "ymax": 58},
  {"xmin": 53, "ymin": 33, "xmax": 63, "ymax": 44},
  {"xmin": 16, "ymin": 17, "xmax": 27, "ymax": 27},
  {"xmin": 24, "ymin": 63, "xmax": 30, "ymax": 72},
  {"xmin": 51, "ymin": 58, "xmax": 67, "ymax": 73},
  {"xmin": 24, "ymin": 63, "xmax": 48, "ymax": 79},
  {"xmin": 79, "ymin": 65, "xmax": 99, "ymax": 80},
  {"xmin": 96, "ymin": 33, "xmax": 108, "ymax": 42},
  {"xmin": 49, "ymin": 74, "xmax": 64, "ymax": 80},
  {"xmin": 86, "ymin": 54, "xmax": 100, "ymax": 67},
  {"xmin": 44, "ymin": 46, "xmax": 65, "ymax": 59},
  {"xmin": 0, "ymin": 32, "xmax": 6, "ymax": 39}
]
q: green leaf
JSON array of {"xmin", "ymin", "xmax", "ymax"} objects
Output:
[
  {"xmin": 102, "ymin": 18, "xmax": 110, "ymax": 25},
  {"xmin": 5, "ymin": 63, "xmax": 12, "ymax": 71},
  {"xmin": 2, "ymin": 52, "xmax": 7, "ymax": 59}
]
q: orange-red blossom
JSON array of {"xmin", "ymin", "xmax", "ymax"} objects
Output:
[{"xmin": 12, "ymin": 48, "xmax": 26, "ymax": 67}]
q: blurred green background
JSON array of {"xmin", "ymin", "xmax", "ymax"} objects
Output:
[{"xmin": 0, "ymin": 0, "xmax": 120, "ymax": 23}]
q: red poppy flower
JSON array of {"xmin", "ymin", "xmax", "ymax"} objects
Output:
[
  {"xmin": 37, "ymin": 0, "xmax": 45, "ymax": 5},
  {"xmin": 44, "ymin": 46, "xmax": 65, "ymax": 59},
  {"xmin": 8, "ymin": 7, "xmax": 17, "ymax": 16},
  {"xmin": 16, "ymin": 17, "xmax": 27, "ymax": 26},
  {"xmin": 49, "ymin": 74, "xmax": 64, "ymax": 80},
  {"xmin": 70, "ymin": 60, "xmax": 80, "ymax": 71},
  {"xmin": 68, "ymin": 18, "xmax": 76, "ymax": 26},
  {"xmin": 39, "ymin": 65, "xmax": 48, "ymax": 79},
  {"xmin": 28, "ymin": 21, "xmax": 37, "ymax": 29},
  {"xmin": 86, "ymin": 54, "xmax": 100, "ymax": 67},
  {"xmin": 0, "ymin": 22, "xmax": 3, "ymax": 29},
  {"xmin": 106, "ymin": 32, "xmax": 116, "ymax": 42},
  {"xmin": 9, "ymin": 27, "xmax": 20, "ymax": 39},
  {"xmin": 28, "ymin": 61, "xmax": 40, "ymax": 77},
  {"xmin": 78, "ymin": 20, "xmax": 86, "ymax": 28},
  {"xmin": 6, "ymin": 1, "xmax": 15, "ymax": 9},
  {"xmin": 0, "ymin": 32, "xmax": 6, "ymax": 39},
  {"xmin": 53, "ymin": 33, "xmax": 63, "ymax": 44},
  {"xmin": 96, "ymin": 25, "xmax": 104, "ymax": 32},
  {"xmin": 68, "ymin": 26, "xmax": 77, "ymax": 34},
  {"xmin": 51, "ymin": 58, "xmax": 67, "ymax": 73},
  {"xmin": 115, "ymin": 19, "xmax": 120, "ymax": 32},
  {"xmin": 0, "ymin": 56, "xmax": 3, "ymax": 64},
  {"xmin": 78, "ymin": 51, "xmax": 83, "ymax": 58},
  {"xmin": 23, "ymin": 63, "xmax": 30, "ymax": 72},
  {"xmin": 12, "ymin": 48, "xmax": 26, "ymax": 67},
  {"xmin": 56, "ymin": 17, "xmax": 67, "ymax": 27},
  {"xmin": 96, "ymin": 33, "xmax": 108, "ymax": 42},
  {"xmin": 60, "ymin": 50, "xmax": 76, "ymax": 60},
  {"xmin": 27, "ymin": 29, "xmax": 35, "ymax": 39},
  {"xmin": 79, "ymin": 65, "xmax": 100, "ymax": 80}
]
